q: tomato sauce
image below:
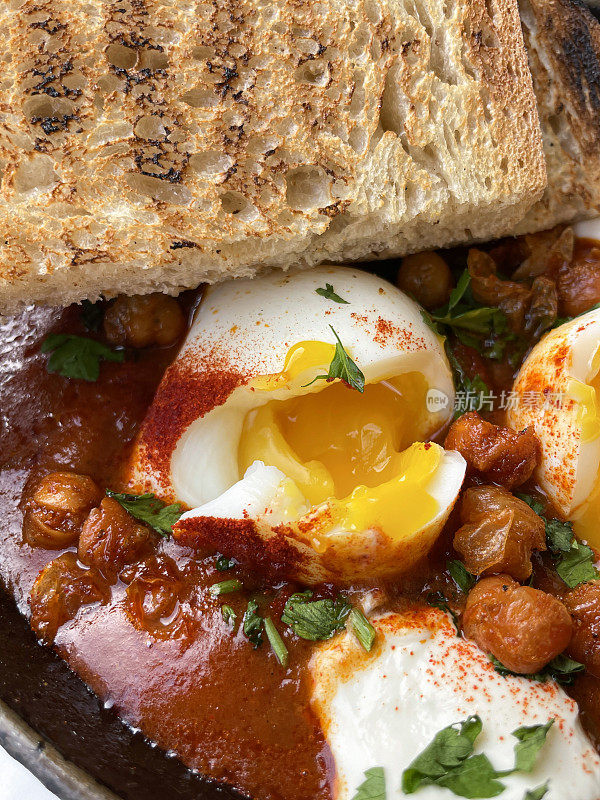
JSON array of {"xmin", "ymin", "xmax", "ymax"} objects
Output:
[{"xmin": 0, "ymin": 304, "xmax": 331, "ymax": 800}]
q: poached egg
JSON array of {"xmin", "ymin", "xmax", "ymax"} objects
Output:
[
  {"xmin": 130, "ymin": 266, "xmax": 465, "ymax": 583},
  {"xmin": 310, "ymin": 606, "xmax": 600, "ymax": 799},
  {"xmin": 508, "ymin": 306, "xmax": 600, "ymax": 548}
]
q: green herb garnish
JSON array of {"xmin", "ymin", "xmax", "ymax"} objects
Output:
[
  {"xmin": 316, "ymin": 283, "xmax": 349, "ymax": 304},
  {"xmin": 545, "ymin": 518, "xmax": 575, "ymax": 554},
  {"xmin": 264, "ymin": 617, "xmax": 289, "ymax": 667},
  {"xmin": 42, "ymin": 334, "xmax": 124, "ymax": 382},
  {"xmin": 556, "ymin": 540, "xmax": 599, "ymax": 588},
  {"xmin": 221, "ymin": 605, "xmax": 237, "ymax": 626},
  {"xmin": 215, "ymin": 555, "xmax": 236, "ymax": 571},
  {"xmin": 401, "ymin": 715, "xmax": 500, "ymax": 796},
  {"xmin": 511, "ymin": 721, "xmax": 554, "ymax": 773},
  {"xmin": 209, "ymin": 579, "xmax": 242, "ymax": 596},
  {"xmin": 349, "ymin": 608, "xmax": 377, "ymax": 652},
  {"xmin": 428, "ymin": 270, "xmax": 511, "ymax": 361},
  {"xmin": 402, "ymin": 715, "xmax": 553, "ymax": 797},
  {"xmin": 303, "ymin": 325, "xmax": 365, "ymax": 393},
  {"xmin": 426, "ymin": 591, "xmax": 460, "ymax": 634},
  {"xmin": 517, "ymin": 494, "xmax": 598, "ymax": 588},
  {"xmin": 447, "ymin": 560, "xmax": 476, "ymax": 593},
  {"xmin": 525, "ymin": 782, "xmax": 550, "ymax": 800},
  {"xmin": 282, "ymin": 592, "xmax": 351, "ymax": 641},
  {"xmin": 446, "ymin": 347, "xmax": 491, "ymax": 419},
  {"xmin": 351, "ymin": 767, "xmax": 386, "ymax": 800},
  {"xmin": 80, "ymin": 299, "xmax": 104, "ymax": 332},
  {"xmin": 106, "ymin": 490, "xmax": 182, "ymax": 536},
  {"xmin": 243, "ymin": 599, "xmax": 263, "ymax": 648},
  {"xmin": 490, "ymin": 653, "xmax": 584, "ymax": 686}
]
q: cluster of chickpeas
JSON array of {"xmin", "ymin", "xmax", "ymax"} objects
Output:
[
  {"xmin": 26, "ymin": 293, "xmax": 190, "ymax": 643},
  {"xmin": 25, "ymin": 471, "xmax": 159, "ymax": 643},
  {"xmin": 443, "ymin": 410, "xmax": 600, "ymax": 679}
]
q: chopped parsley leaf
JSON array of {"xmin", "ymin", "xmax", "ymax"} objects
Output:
[
  {"xmin": 282, "ymin": 592, "xmax": 351, "ymax": 641},
  {"xmin": 42, "ymin": 334, "xmax": 124, "ymax": 382},
  {"xmin": 446, "ymin": 346, "xmax": 491, "ymax": 419},
  {"xmin": 556, "ymin": 540, "xmax": 599, "ymax": 588},
  {"xmin": 106, "ymin": 490, "xmax": 182, "ymax": 536},
  {"xmin": 243, "ymin": 599, "xmax": 263, "ymax": 648},
  {"xmin": 221, "ymin": 605, "xmax": 237, "ymax": 626},
  {"xmin": 525, "ymin": 782, "xmax": 550, "ymax": 800},
  {"xmin": 215, "ymin": 554, "xmax": 237, "ymax": 571},
  {"xmin": 510, "ymin": 720, "xmax": 554, "ymax": 774},
  {"xmin": 351, "ymin": 767, "xmax": 386, "ymax": 800},
  {"xmin": 303, "ymin": 325, "xmax": 365, "ymax": 393},
  {"xmin": 315, "ymin": 283, "xmax": 349, "ymax": 304},
  {"xmin": 447, "ymin": 560, "xmax": 476, "ymax": 593},
  {"xmin": 402, "ymin": 715, "xmax": 553, "ymax": 797},
  {"xmin": 428, "ymin": 269, "xmax": 511, "ymax": 362},
  {"xmin": 517, "ymin": 494, "xmax": 598, "ymax": 588}
]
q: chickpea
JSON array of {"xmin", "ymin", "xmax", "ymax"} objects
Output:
[
  {"xmin": 103, "ymin": 293, "xmax": 186, "ymax": 349},
  {"xmin": 396, "ymin": 251, "xmax": 452, "ymax": 310},
  {"xmin": 463, "ymin": 575, "xmax": 573, "ymax": 674},
  {"xmin": 23, "ymin": 472, "xmax": 103, "ymax": 550},
  {"xmin": 444, "ymin": 412, "xmax": 541, "ymax": 489},
  {"xmin": 78, "ymin": 497, "xmax": 154, "ymax": 580},
  {"xmin": 563, "ymin": 581, "xmax": 600, "ymax": 678},
  {"xmin": 557, "ymin": 255, "xmax": 600, "ymax": 318},
  {"xmin": 123, "ymin": 555, "xmax": 182, "ymax": 633},
  {"xmin": 30, "ymin": 552, "xmax": 110, "ymax": 643},
  {"xmin": 454, "ymin": 486, "xmax": 546, "ymax": 581}
]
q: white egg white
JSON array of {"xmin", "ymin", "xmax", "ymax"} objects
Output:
[
  {"xmin": 508, "ymin": 308, "xmax": 600, "ymax": 521},
  {"xmin": 574, "ymin": 217, "xmax": 600, "ymax": 241},
  {"xmin": 310, "ymin": 607, "xmax": 600, "ymax": 800}
]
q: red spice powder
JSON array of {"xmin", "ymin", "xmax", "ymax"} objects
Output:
[
  {"xmin": 173, "ymin": 516, "xmax": 306, "ymax": 580},
  {"xmin": 133, "ymin": 348, "xmax": 246, "ymax": 496}
]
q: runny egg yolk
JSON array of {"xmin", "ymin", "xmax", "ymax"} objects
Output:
[{"xmin": 238, "ymin": 341, "xmax": 443, "ymax": 544}]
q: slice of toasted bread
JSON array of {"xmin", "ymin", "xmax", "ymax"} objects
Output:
[
  {"xmin": 516, "ymin": 0, "xmax": 600, "ymax": 233},
  {"xmin": 0, "ymin": 0, "xmax": 545, "ymax": 311}
]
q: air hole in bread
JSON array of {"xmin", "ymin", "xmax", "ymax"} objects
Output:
[
  {"xmin": 134, "ymin": 115, "xmax": 167, "ymax": 139},
  {"xmin": 13, "ymin": 155, "xmax": 58, "ymax": 194},
  {"xmin": 22, "ymin": 96, "xmax": 60, "ymax": 120},
  {"xmin": 295, "ymin": 59, "xmax": 330, "ymax": 86},
  {"xmin": 407, "ymin": 0, "xmax": 434, "ymax": 36},
  {"xmin": 349, "ymin": 26, "xmax": 371, "ymax": 60},
  {"xmin": 348, "ymin": 126, "xmax": 368, "ymax": 154},
  {"xmin": 220, "ymin": 191, "xmax": 258, "ymax": 222},
  {"xmin": 189, "ymin": 152, "xmax": 234, "ymax": 176},
  {"xmin": 181, "ymin": 87, "xmax": 219, "ymax": 108},
  {"xmin": 285, "ymin": 166, "xmax": 332, "ymax": 211},
  {"xmin": 364, "ymin": 0, "xmax": 382, "ymax": 25},
  {"xmin": 379, "ymin": 66, "xmax": 404, "ymax": 135},
  {"xmin": 105, "ymin": 43, "xmax": 138, "ymax": 70},
  {"xmin": 126, "ymin": 173, "xmax": 193, "ymax": 205},
  {"xmin": 138, "ymin": 49, "xmax": 169, "ymax": 71},
  {"xmin": 191, "ymin": 45, "xmax": 215, "ymax": 60}
]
